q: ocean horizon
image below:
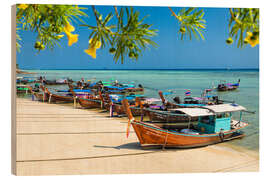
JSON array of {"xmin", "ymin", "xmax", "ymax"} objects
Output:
[{"xmin": 21, "ymin": 68, "xmax": 259, "ymax": 71}]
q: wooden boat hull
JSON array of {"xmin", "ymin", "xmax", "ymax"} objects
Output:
[
  {"xmin": 44, "ymin": 82, "xmax": 68, "ymax": 85},
  {"xmin": 146, "ymin": 110, "xmax": 198, "ymax": 129},
  {"xmin": 44, "ymin": 80, "xmax": 73, "ymax": 86},
  {"xmin": 125, "ymin": 88, "xmax": 144, "ymax": 93},
  {"xmin": 217, "ymin": 86, "xmax": 238, "ymax": 91},
  {"xmin": 16, "ymin": 85, "xmax": 37, "ymax": 94},
  {"xmin": 33, "ymin": 92, "xmax": 49, "ymax": 102},
  {"xmin": 217, "ymin": 80, "xmax": 240, "ymax": 92},
  {"xmin": 48, "ymin": 94, "xmax": 74, "ymax": 103},
  {"xmin": 77, "ymin": 98, "xmax": 102, "ymax": 108},
  {"xmin": 17, "ymin": 89, "xmax": 31, "ymax": 94},
  {"xmin": 106, "ymin": 90, "xmax": 144, "ymax": 96},
  {"xmin": 131, "ymin": 121, "xmax": 247, "ymax": 148}
]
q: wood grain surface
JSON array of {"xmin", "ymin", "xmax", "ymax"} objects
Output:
[{"xmin": 14, "ymin": 98, "xmax": 259, "ymax": 175}]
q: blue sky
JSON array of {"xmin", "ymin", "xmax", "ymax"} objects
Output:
[{"xmin": 16, "ymin": 5, "xmax": 259, "ymax": 69}]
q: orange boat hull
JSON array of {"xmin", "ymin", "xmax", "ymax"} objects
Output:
[{"xmin": 131, "ymin": 121, "xmax": 247, "ymax": 148}]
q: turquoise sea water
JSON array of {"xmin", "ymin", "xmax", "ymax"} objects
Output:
[{"xmin": 19, "ymin": 69, "xmax": 259, "ymax": 151}]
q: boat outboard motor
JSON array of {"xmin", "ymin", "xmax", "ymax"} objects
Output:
[
  {"xmin": 138, "ymin": 84, "xmax": 143, "ymax": 88},
  {"xmin": 173, "ymin": 96, "xmax": 181, "ymax": 104}
]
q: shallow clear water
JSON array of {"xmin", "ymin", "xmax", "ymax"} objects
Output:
[{"xmin": 18, "ymin": 69, "xmax": 259, "ymax": 151}]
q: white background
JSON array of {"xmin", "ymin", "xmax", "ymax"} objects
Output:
[{"xmin": 1, "ymin": 0, "xmax": 269, "ymax": 179}]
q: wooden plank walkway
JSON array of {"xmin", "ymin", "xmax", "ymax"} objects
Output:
[{"xmin": 15, "ymin": 98, "xmax": 259, "ymax": 175}]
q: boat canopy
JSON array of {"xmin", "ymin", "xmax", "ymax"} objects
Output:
[
  {"xmin": 205, "ymin": 104, "xmax": 246, "ymax": 113},
  {"xmin": 144, "ymin": 98, "xmax": 161, "ymax": 103},
  {"xmin": 172, "ymin": 104, "xmax": 246, "ymax": 117}
]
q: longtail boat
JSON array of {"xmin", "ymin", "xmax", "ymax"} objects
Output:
[
  {"xmin": 45, "ymin": 88, "xmax": 75, "ymax": 103},
  {"xmin": 69, "ymin": 89, "xmax": 104, "ymax": 109},
  {"xmin": 122, "ymin": 99, "xmax": 250, "ymax": 149},
  {"xmin": 104, "ymin": 85, "xmax": 144, "ymax": 95},
  {"xmin": 69, "ymin": 80, "xmax": 144, "ymax": 96},
  {"xmin": 17, "ymin": 85, "xmax": 32, "ymax": 94},
  {"xmin": 42, "ymin": 78, "xmax": 73, "ymax": 85},
  {"xmin": 16, "ymin": 77, "xmax": 39, "ymax": 84},
  {"xmin": 217, "ymin": 79, "xmax": 240, "ymax": 91},
  {"xmin": 158, "ymin": 91, "xmax": 227, "ymax": 109},
  {"xmin": 133, "ymin": 91, "xmax": 216, "ymax": 129},
  {"xmin": 28, "ymin": 85, "xmax": 49, "ymax": 102},
  {"xmin": 141, "ymin": 107, "xmax": 199, "ymax": 129},
  {"xmin": 105, "ymin": 95, "xmax": 150, "ymax": 117}
]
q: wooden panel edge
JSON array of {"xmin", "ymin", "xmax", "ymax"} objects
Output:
[{"xmin": 11, "ymin": 4, "xmax": 17, "ymax": 175}]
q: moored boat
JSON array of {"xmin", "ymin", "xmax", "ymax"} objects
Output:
[
  {"xmin": 16, "ymin": 77, "xmax": 39, "ymax": 84},
  {"xmin": 69, "ymin": 89, "xmax": 104, "ymax": 109},
  {"xmin": 45, "ymin": 88, "xmax": 75, "ymax": 103},
  {"xmin": 105, "ymin": 95, "xmax": 158, "ymax": 117},
  {"xmin": 217, "ymin": 79, "xmax": 240, "ymax": 91},
  {"xmin": 17, "ymin": 85, "xmax": 31, "ymax": 94},
  {"xmin": 122, "ymin": 99, "xmax": 250, "ymax": 149},
  {"xmin": 28, "ymin": 85, "xmax": 49, "ymax": 102},
  {"xmin": 41, "ymin": 77, "xmax": 73, "ymax": 85}
]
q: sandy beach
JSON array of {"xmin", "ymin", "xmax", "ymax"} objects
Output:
[{"xmin": 14, "ymin": 97, "xmax": 259, "ymax": 175}]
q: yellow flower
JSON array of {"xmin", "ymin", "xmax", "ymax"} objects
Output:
[
  {"xmin": 65, "ymin": 31, "xmax": 78, "ymax": 46},
  {"xmin": 246, "ymin": 32, "xmax": 259, "ymax": 47},
  {"xmin": 84, "ymin": 47, "xmax": 98, "ymax": 58},
  {"xmin": 57, "ymin": 34, "xmax": 64, "ymax": 39},
  {"xmin": 63, "ymin": 22, "xmax": 78, "ymax": 46},
  {"xmin": 84, "ymin": 39, "xmax": 101, "ymax": 58},
  {"xmin": 64, "ymin": 22, "xmax": 75, "ymax": 33},
  {"xmin": 18, "ymin": 4, "xmax": 28, "ymax": 10}
]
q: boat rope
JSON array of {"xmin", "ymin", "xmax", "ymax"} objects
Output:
[
  {"xmin": 162, "ymin": 130, "xmax": 169, "ymax": 150},
  {"xmin": 31, "ymin": 93, "xmax": 35, "ymax": 101},
  {"xmin": 48, "ymin": 94, "xmax": 52, "ymax": 103},
  {"xmin": 110, "ymin": 103, "xmax": 114, "ymax": 117},
  {"xmin": 73, "ymin": 96, "xmax": 77, "ymax": 108},
  {"xmin": 43, "ymin": 92, "xmax": 45, "ymax": 102}
]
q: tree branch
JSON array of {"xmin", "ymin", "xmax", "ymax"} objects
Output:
[
  {"xmin": 168, "ymin": 7, "xmax": 181, "ymax": 21},
  {"xmin": 91, "ymin": 5, "xmax": 102, "ymax": 25},
  {"xmin": 114, "ymin": 6, "xmax": 119, "ymax": 19},
  {"xmin": 229, "ymin": 8, "xmax": 242, "ymax": 25}
]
